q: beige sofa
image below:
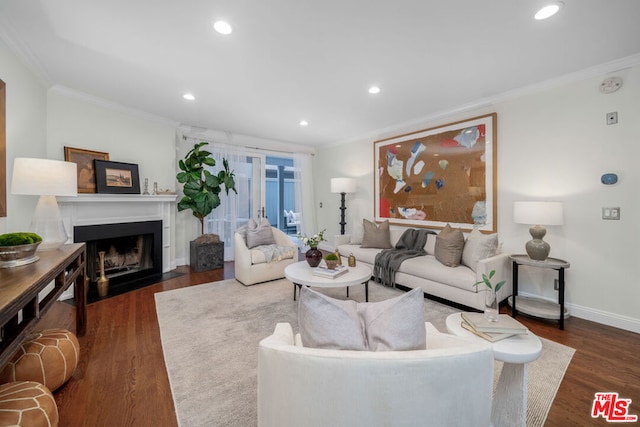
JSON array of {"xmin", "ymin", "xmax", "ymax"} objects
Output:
[
  {"xmin": 335, "ymin": 227, "xmax": 511, "ymax": 311},
  {"xmin": 258, "ymin": 322, "xmax": 494, "ymax": 427}
]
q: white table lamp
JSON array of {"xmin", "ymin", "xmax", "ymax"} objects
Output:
[
  {"xmin": 513, "ymin": 201, "xmax": 563, "ymax": 261},
  {"xmin": 330, "ymin": 177, "xmax": 356, "ymax": 235},
  {"xmin": 11, "ymin": 158, "xmax": 78, "ymax": 251}
]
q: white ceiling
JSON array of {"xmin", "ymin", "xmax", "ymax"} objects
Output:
[{"xmin": 1, "ymin": 1, "xmax": 640, "ymax": 146}]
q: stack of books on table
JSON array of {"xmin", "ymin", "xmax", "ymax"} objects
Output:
[
  {"xmin": 460, "ymin": 312, "xmax": 528, "ymax": 342},
  {"xmin": 312, "ymin": 265, "xmax": 349, "ymax": 279}
]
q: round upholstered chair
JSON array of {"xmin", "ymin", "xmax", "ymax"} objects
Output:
[
  {"xmin": 0, "ymin": 381, "xmax": 59, "ymax": 426},
  {"xmin": 0, "ymin": 329, "xmax": 80, "ymax": 391}
]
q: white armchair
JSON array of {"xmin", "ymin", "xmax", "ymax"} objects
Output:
[
  {"xmin": 258, "ymin": 322, "xmax": 494, "ymax": 427},
  {"xmin": 234, "ymin": 227, "xmax": 298, "ymax": 286}
]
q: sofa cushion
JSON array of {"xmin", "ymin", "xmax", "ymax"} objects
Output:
[
  {"xmin": 462, "ymin": 229, "xmax": 498, "ymax": 272},
  {"xmin": 361, "ymin": 219, "xmax": 392, "ymax": 249},
  {"xmin": 298, "ymin": 286, "xmax": 367, "ymax": 350},
  {"xmin": 350, "ymin": 220, "xmax": 365, "ymax": 244},
  {"xmin": 399, "ymin": 255, "xmax": 477, "ymax": 292},
  {"xmin": 434, "ymin": 224, "xmax": 465, "ymax": 267},
  {"xmin": 298, "ymin": 286, "xmax": 425, "ymax": 351},
  {"xmin": 247, "ymin": 218, "xmax": 276, "ymax": 248}
]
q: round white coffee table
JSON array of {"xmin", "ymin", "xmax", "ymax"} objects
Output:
[
  {"xmin": 446, "ymin": 312, "xmax": 542, "ymax": 427},
  {"xmin": 285, "ymin": 261, "xmax": 372, "ymax": 302}
]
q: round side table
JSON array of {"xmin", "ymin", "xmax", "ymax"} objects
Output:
[{"xmin": 446, "ymin": 312, "xmax": 542, "ymax": 427}]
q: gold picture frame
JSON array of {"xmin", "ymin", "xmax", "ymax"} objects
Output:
[
  {"xmin": 64, "ymin": 147, "xmax": 110, "ymax": 193},
  {"xmin": 374, "ymin": 113, "xmax": 497, "ymax": 233}
]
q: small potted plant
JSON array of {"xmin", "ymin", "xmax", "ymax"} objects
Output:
[
  {"xmin": 473, "ymin": 270, "xmax": 505, "ymax": 322},
  {"xmin": 324, "ymin": 252, "xmax": 339, "ymax": 270}
]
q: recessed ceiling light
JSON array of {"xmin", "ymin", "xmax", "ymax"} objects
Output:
[
  {"xmin": 183, "ymin": 93, "xmax": 195, "ymax": 101},
  {"xmin": 535, "ymin": 2, "xmax": 563, "ymax": 20},
  {"xmin": 368, "ymin": 86, "xmax": 381, "ymax": 94},
  {"xmin": 299, "ymin": 120, "xmax": 309, "ymax": 127},
  {"xmin": 213, "ymin": 20, "xmax": 233, "ymax": 35}
]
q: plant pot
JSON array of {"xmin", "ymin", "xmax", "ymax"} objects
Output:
[
  {"xmin": 325, "ymin": 259, "xmax": 338, "ymax": 270},
  {"xmin": 190, "ymin": 240, "xmax": 224, "ymax": 272},
  {"xmin": 305, "ymin": 247, "xmax": 323, "ymax": 268}
]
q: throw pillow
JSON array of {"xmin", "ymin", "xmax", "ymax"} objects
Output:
[
  {"xmin": 358, "ymin": 287, "xmax": 426, "ymax": 351},
  {"xmin": 434, "ymin": 224, "xmax": 465, "ymax": 267},
  {"xmin": 361, "ymin": 219, "xmax": 392, "ymax": 249},
  {"xmin": 350, "ymin": 220, "xmax": 365, "ymax": 245},
  {"xmin": 297, "ymin": 286, "xmax": 367, "ymax": 350},
  {"xmin": 297, "ymin": 286, "xmax": 426, "ymax": 351},
  {"xmin": 246, "ymin": 217, "xmax": 276, "ymax": 249},
  {"xmin": 462, "ymin": 229, "xmax": 498, "ymax": 272}
]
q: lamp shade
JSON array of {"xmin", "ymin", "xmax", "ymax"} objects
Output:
[
  {"xmin": 513, "ymin": 201, "xmax": 563, "ymax": 226},
  {"xmin": 11, "ymin": 158, "xmax": 78, "ymax": 197},
  {"xmin": 330, "ymin": 177, "xmax": 356, "ymax": 194}
]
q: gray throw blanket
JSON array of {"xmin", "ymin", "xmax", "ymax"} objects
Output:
[{"xmin": 373, "ymin": 229, "xmax": 436, "ymax": 288}]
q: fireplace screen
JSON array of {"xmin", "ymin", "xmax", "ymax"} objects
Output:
[
  {"xmin": 74, "ymin": 220, "xmax": 163, "ymax": 287},
  {"xmin": 96, "ymin": 234, "xmax": 154, "ymax": 280}
]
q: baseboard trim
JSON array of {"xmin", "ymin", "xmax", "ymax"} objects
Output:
[{"xmin": 518, "ymin": 291, "xmax": 640, "ymax": 334}]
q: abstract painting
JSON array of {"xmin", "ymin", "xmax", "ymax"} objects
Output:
[{"xmin": 374, "ymin": 113, "xmax": 497, "ymax": 232}]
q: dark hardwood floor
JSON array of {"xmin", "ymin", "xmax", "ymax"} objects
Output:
[{"xmin": 36, "ymin": 263, "xmax": 639, "ymax": 426}]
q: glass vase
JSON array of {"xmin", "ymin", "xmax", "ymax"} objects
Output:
[
  {"xmin": 484, "ymin": 289, "xmax": 499, "ymax": 322},
  {"xmin": 305, "ymin": 247, "xmax": 323, "ymax": 268}
]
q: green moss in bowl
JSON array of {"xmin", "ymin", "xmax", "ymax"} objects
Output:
[{"xmin": 0, "ymin": 232, "xmax": 43, "ymax": 246}]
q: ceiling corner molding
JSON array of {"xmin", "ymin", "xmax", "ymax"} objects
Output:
[
  {"xmin": 0, "ymin": 15, "xmax": 52, "ymax": 88},
  {"xmin": 50, "ymin": 85, "xmax": 180, "ymax": 127},
  {"xmin": 332, "ymin": 53, "xmax": 640, "ymax": 148}
]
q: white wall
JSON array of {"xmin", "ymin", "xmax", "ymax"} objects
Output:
[
  {"xmin": 0, "ymin": 38, "xmax": 47, "ymax": 233},
  {"xmin": 314, "ymin": 58, "xmax": 640, "ymax": 333},
  {"xmin": 46, "ymin": 87, "xmax": 177, "ymax": 191}
]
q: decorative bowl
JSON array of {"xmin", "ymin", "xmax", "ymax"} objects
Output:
[{"xmin": 0, "ymin": 242, "xmax": 41, "ymax": 268}]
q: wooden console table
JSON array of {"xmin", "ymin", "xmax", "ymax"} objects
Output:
[{"xmin": 0, "ymin": 243, "xmax": 86, "ymax": 368}]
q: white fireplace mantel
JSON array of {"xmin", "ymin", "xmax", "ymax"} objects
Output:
[{"xmin": 58, "ymin": 194, "xmax": 178, "ymax": 273}]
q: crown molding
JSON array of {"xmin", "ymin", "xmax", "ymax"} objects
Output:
[
  {"xmin": 333, "ymin": 53, "xmax": 640, "ymax": 147},
  {"xmin": 50, "ymin": 85, "xmax": 180, "ymax": 127},
  {"xmin": 0, "ymin": 15, "xmax": 52, "ymax": 87}
]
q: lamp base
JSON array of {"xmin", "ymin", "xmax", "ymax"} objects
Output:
[
  {"xmin": 31, "ymin": 195, "xmax": 69, "ymax": 251},
  {"xmin": 525, "ymin": 225, "xmax": 550, "ymax": 261}
]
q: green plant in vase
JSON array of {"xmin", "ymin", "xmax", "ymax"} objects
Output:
[
  {"xmin": 177, "ymin": 142, "xmax": 237, "ymax": 272},
  {"xmin": 473, "ymin": 270, "xmax": 505, "ymax": 322},
  {"xmin": 324, "ymin": 252, "xmax": 339, "ymax": 270}
]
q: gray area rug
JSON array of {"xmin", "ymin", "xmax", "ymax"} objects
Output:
[{"xmin": 155, "ymin": 278, "xmax": 574, "ymax": 427}]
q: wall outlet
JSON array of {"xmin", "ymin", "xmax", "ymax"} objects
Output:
[
  {"xmin": 606, "ymin": 112, "xmax": 618, "ymax": 125},
  {"xmin": 602, "ymin": 207, "xmax": 621, "ymax": 220}
]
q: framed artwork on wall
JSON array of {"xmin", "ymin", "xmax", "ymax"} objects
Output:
[
  {"xmin": 64, "ymin": 146, "xmax": 110, "ymax": 193},
  {"xmin": 94, "ymin": 160, "xmax": 140, "ymax": 194},
  {"xmin": 374, "ymin": 113, "xmax": 497, "ymax": 233}
]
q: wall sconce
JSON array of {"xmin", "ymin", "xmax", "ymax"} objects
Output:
[
  {"xmin": 330, "ymin": 178, "xmax": 356, "ymax": 235},
  {"xmin": 11, "ymin": 158, "xmax": 78, "ymax": 251},
  {"xmin": 513, "ymin": 201, "xmax": 563, "ymax": 261}
]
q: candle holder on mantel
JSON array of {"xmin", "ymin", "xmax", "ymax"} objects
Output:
[{"xmin": 97, "ymin": 251, "xmax": 109, "ymax": 297}]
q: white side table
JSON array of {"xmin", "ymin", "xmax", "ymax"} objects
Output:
[
  {"xmin": 509, "ymin": 255, "xmax": 570, "ymax": 330},
  {"xmin": 446, "ymin": 313, "xmax": 542, "ymax": 427}
]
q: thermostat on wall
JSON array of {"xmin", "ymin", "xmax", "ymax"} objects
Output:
[{"xmin": 601, "ymin": 173, "xmax": 618, "ymax": 185}]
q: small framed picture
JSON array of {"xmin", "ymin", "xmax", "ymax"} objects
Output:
[
  {"xmin": 64, "ymin": 146, "xmax": 110, "ymax": 193},
  {"xmin": 94, "ymin": 160, "xmax": 141, "ymax": 194}
]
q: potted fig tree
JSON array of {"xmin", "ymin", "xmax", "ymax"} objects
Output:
[{"xmin": 177, "ymin": 142, "xmax": 236, "ymax": 272}]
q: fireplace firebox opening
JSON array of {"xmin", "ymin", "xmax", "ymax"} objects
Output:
[{"xmin": 74, "ymin": 220, "xmax": 162, "ymax": 294}]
